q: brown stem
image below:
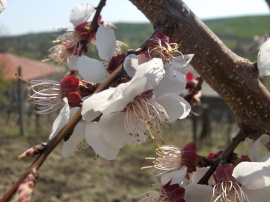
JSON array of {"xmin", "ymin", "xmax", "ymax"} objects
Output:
[
  {"xmin": 198, "ymin": 129, "xmax": 248, "ymax": 184},
  {"xmin": 90, "ymin": 0, "xmax": 106, "ymax": 32}
]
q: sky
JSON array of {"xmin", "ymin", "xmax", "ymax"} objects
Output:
[{"xmin": 0, "ymin": 0, "xmax": 269, "ymax": 36}]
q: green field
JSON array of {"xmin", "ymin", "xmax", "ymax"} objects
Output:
[{"xmin": 1, "ymin": 15, "xmax": 270, "ymax": 60}]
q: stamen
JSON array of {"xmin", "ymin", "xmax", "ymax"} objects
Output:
[
  {"xmin": 142, "ymin": 145, "xmax": 182, "ymax": 173},
  {"xmin": 212, "ymin": 181, "xmax": 249, "ymax": 202},
  {"xmin": 26, "ymin": 79, "xmax": 63, "ymax": 114},
  {"xmin": 15, "ymin": 73, "xmax": 30, "ymax": 83},
  {"xmin": 141, "ymin": 165, "xmax": 154, "ymax": 170},
  {"xmin": 124, "ymin": 92, "xmax": 172, "ymax": 144},
  {"xmin": 76, "ymin": 139, "xmax": 89, "ymax": 151}
]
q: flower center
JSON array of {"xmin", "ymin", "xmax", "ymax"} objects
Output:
[
  {"xmin": 148, "ymin": 39, "xmax": 180, "ymax": 64},
  {"xmin": 27, "ymin": 75, "xmax": 98, "ymax": 114},
  {"xmin": 27, "ymin": 80, "xmax": 62, "ymax": 114},
  {"xmin": 124, "ymin": 91, "xmax": 170, "ymax": 141},
  {"xmin": 142, "ymin": 145, "xmax": 181, "ymax": 172}
]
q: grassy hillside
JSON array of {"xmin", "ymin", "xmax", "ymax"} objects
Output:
[
  {"xmin": 206, "ymin": 15, "xmax": 270, "ymax": 40},
  {"xmin": 114, "ymin": 23, "xmax": 154, "ymax": 49},
  {"xmin": 205, "ymin": 15, "xmax": 270, "ymax": 60},
  {"xmin": 1, "ymin": 15, "xmax": 269, "ymax": 61},
  {"xmin": 117, "ymin": 15, "xmax": 270, "ymax": 61}
]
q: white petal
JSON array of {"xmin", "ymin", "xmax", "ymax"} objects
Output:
[
  {"xmin": 243, "ymin": 186, "xmax": 270, "ymax": 202},
  {"xmin": 77, "ymin": 55, "xmax": 107, "ymax": 82},
  {"xmin": 102, "ymin": 77, "xmax": 148, "ymax": 115},
  {"xmin": 85, "ymin": 122, "xmax": 120, "ymax": 160},
  {"xmin": 258, "ymin": 38, "xmax": 270, "ymax": 76},
  {"xmin": 191, "ymin": 167, "xmax": 210, "ymax": 184},
  {"xmin": 123, "ymin": 54, "xmax": 150, "ymax": 77},
  {"xmin": 96, "ymin": 25, "xmax": 116, "ymax": 61},
  {"xmin": 49, "ymin": 98, "xmax": 70, "ymax": 140},
  {"xmin": 259, "ymin": 154, "xmax": 270, "ymax": 162},
  {"xmin": 62, "ymin": 121, "xmax": 86, "ymax": 157},
  {"xmin": 69, "ymin": 3, "xmax": 95, "ymax": 27},
  {"xmin": 252, "ymin": 134, "xmax": 270, "ymax": 161},
  {"xmin": 153, "ymin": 68, "xmax": 186, "ymax": 97},
  {"xmin": 103, "ymin": 58, "xmax": 165, "ymax": 114},
  {"xmin": 82, "ymin": 88, "xmax": 115, "ymax": 122},
  {"xmin": 100, "ymin": 58, "xmax": 165, "ymax": 115},
  {"xmin": 99, "ymin": 112, "xmax": 145, "ymax": 148},
  {"xmin": 0, "ymin": 0, "xmax": 7, "ymax": 13},
  {"xmin": 67, "ymin": 55, "xmax": 79, "ymax": 70},
  {"xmin": 185, "ymin": 183, "xmax": 212, "ymax": 202},
  {"xmin": 172, "ymin": 54, "xmax": 194, "ymax": 70},
  {"xmin": 233, "ymin": 160, "xmax": 270, "ymax": 190},
  {"xmin": 161, "ymin": 167, "xmax": 187, "ymax": 185},
  {"xmin": 155, "ymin": 93, "xmax": 191, "ymax": 122},
  {"xmin": 133, "ymin": 58, "xmax": 165, "ymax": 90}
]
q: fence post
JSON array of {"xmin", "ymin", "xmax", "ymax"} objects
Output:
[{"xmin": 17, "ymin": 66, "xmax": 24, "ymax": 135}]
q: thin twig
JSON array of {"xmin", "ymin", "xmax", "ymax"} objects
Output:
[
  {"xmin": 0, "ymin": 62, "xmax": 123, "ymax": 202},
  {"xmin": 89, "ymin": 0, "xmax": 106, "ymax": 33},
  {"xmin": 198, "ymin": 129, "xmax": 248, "ymax": 185}
]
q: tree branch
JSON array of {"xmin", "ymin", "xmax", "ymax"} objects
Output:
[
  {"xmin": 130, "ymin": 0, "xmax": 270, "ymax": 139},
  {"xmin": 198, "ymin": 129, "xmax": 248, "ymax": 184}
]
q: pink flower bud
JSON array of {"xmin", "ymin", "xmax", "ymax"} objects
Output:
[
  {"xmin": 18, "ymin": 143, "xmax": 47, "ymax": 160},
  {"xmin": 12, "ymin": 170, "xmax": 39, "ymax": 202}
]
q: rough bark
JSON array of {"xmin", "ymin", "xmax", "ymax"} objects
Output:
[{"xmin": 130, "ymin": 0, "xmax": 270, "ymax": 139}]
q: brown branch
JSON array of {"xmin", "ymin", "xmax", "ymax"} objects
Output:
[
  {"xmin": 198, "ymin": 129, "xmax": 248, "ymax": 184},
  {"xmin": 0, "ymin": 62, "xmax": 124, "ymax": 202},
  {"xmin": 90, "ymin": 0, "xmax": 106, "ymax": 32},
  {"xmin": 130, "ymin": 0, "xmax": 270, "ymax": 140}
]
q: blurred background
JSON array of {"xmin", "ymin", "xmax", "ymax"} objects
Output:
[{"xmin": 0, "ymin": 0, "xmax": 270, "ymax": 201}]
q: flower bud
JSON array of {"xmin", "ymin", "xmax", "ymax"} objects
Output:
[{"xmin": 18, "ymin": 142, "xmax": 47, "ymax": 160}]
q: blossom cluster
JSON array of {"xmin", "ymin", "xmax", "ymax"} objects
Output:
[
  {"xmin": 25, "ymin": 3, "xmax": 193, "ymax": 161},
  {"xmin": 17, "ymin": 2, "xmax": 270, "ymax": 202},
  {"xmin": 134, "ymin": 37, "xmax": 270, "ymax": 201},
  {"xmin": 133, "ymin": 37, "xmax": 270, "ymax": 202},
  {"xmin": 138, "ymin": 135, "xmax": 270, "ymax": 202}
]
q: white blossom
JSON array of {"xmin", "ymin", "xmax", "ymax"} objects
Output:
[{"xmin": 257, "ymin": 38, "xmax": 270, "ymax": 76}]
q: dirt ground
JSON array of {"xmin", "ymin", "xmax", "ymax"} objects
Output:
[
  {"xmin": 0, "ymin": 134, "xmax": 157, "ymax": 202},
  {"xmin": 0, "ymin": 118, "xmax": 241, "ymax": 202}
]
